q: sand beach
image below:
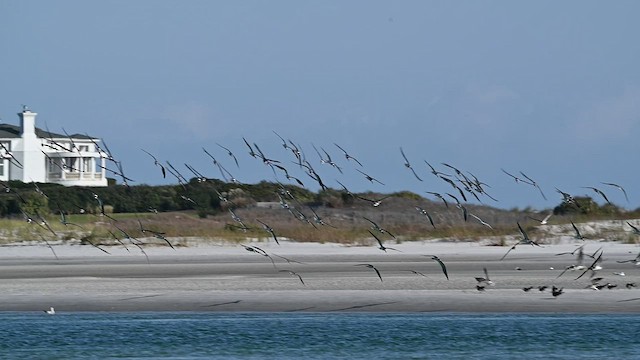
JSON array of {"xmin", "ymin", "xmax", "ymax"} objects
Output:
[{"xmin": 0, "ymin": 238, "xmax": 638, "ymax": 313}]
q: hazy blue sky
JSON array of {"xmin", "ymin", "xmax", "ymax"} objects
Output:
[{"xmin": 1, "ymin": 1, "xmax": 639, "ymax": 210}]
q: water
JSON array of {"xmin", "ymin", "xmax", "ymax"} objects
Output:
[{"xmin": 1, "ymin": 312, "xmax": 639, "ymax": 359}]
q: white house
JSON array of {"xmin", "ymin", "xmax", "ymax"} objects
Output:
[{"xmin": 0, "ymin": 107, "xmax": 108, "ymax": 187}]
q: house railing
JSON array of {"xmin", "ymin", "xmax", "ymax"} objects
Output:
[{"xmin": 47, "ymin": 172, "xmax": 104, "ymax": 181}]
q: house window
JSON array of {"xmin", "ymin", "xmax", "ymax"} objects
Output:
[
  {"xmin": 79, "ymin": 145, "xmax": 89, "ymax": 152},
  {"xmin": 65, "ymin": 158, "xmax": 78, "ymax": 172},
  {"xmin": 0, "ymin": 161, "xmax": 4, "ymax": 177},
  {"xmin": 82, "ymin": 158, "xmax": 92, "ymax": 172}
]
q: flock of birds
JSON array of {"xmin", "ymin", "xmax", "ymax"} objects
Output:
[{"xmin": 5, "ymin": 125, "xmax": 639, "ymax": 310}]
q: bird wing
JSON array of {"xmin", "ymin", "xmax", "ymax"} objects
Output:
[{"xmin": 434, "ymin": 257, "xmax": 449, "ymax": 280}]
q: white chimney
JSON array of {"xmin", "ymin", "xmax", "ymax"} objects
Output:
[{"xmin": 18, "ymin": 108, "xmax": 37, "ymax": 136}]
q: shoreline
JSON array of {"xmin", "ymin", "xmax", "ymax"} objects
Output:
[{"xmin": 0, "ymin": 240, "xmax": 638, "ymax": 313}]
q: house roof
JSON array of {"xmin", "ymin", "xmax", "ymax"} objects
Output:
[{"xmin": 0, "ymin": 124, "xmax": 95, "ymax": 140}]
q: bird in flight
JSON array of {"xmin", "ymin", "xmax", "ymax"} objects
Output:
[
  {"xmin": 556, "ymin": 188, "xmax": 580, "ymax": 207},
  {"xmin": 141, "ymin": 149, "xmax": 166, "ymax": 178},
  {"xmin": 279, "ymin": 270, "xmax": 305, "ymax": 285},
  {"xmin": 256, "ymin": 219, "xmax": 280, "ymax": 245},
  {"xmin": 357, "ymin": 193, "xmax": 393, "ymax": 207},
  {"xmin": 575, "ymin": 249, "xmax": 603, "ymax": 280},
  {"xmin": 527, "ymin": 213, "xmax": 552, "ymax": 225},
  {"xmin": 334, "ymin": 143, "xmax": 363, "ymax": 167},
  {"xmin": 571, "ymin": 221, "xmax": 585, "ymax": 240},
  {"xmin": 216, "ymin": 143, "xmax": 239, "ymax": 168},
  {"xmin": 582, "ymin": 186, "xmax": 611, "ymax": 205},
  {"xmin": 363, "ymin": 216, "xmax": 396, "ymax": 239},
  {"xmin": 424, "ymin": 160, "xmax": 450, "ymax": 178},
  {"xmin": 600, "ymin": 182, "xmax": 629, "ymax": 203},
  {"xmin": 470, "ymin": 213, "xmax": 493, "ymax": 230},
  {"xmin": 355, "ymin": 263, "xmax": 383, "ymax": 282},
  {"xmin": 423, "ymin": 255, "xmax": 449, "ymax": 280},
  {"xmin": 242, "ymin": 137, "xmax": 258, "ymax": 158},
  {"xmin": 426, "ymin": 191, "xmax": 449, "ymax": 208},
  {"xmin": 627, "ymin": 221, "xmax": 640, "ymax": 236},
  {"xmin": 519, "ymin": 171, "xmax": 547, "ymax": 201},
  {"xmin": 415, "ymin": 206, "xmax": 436, "ymax": 229},
  {"xmin": 501, "ymin": 168, "xmax": 533, "ymax": 185},
  {"xmin": 501, "ymin": 222, "xmax": 540, "ymax": 260},
  {"xmin": 400, "ymin": 147, "xmax": 423, "ymax": 181},
  {"xmin": 355, "ymin": 168, "xmax": 385, "ymax": 185},
  {"xmin": 368, "ymin": 230, "xmax": 400, "ymax": 252}
]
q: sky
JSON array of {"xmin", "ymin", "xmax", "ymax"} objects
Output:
[{"xmin": 1, "ymin": 1, "xmax": 639, "ymax": 211}]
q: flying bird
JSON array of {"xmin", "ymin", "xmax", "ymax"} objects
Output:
[
  {"xmin": 141, "ymin": 149, "xmax": 166, "ymax": 178},
  {"xmin": 423, "ymin": 255, "xmax": 449, "ymax": 280},
  {"xmin": 571, "ymin": 221, "xmax": 585, "ymax": 240},
  {"xmin": 426, "ymin": 191, "xmax": 448, "ymax": 208},
  {"xmin": 357, "ymin": 193, "xmax": 393, "ymax": 207},
  {"xmin": 627, "ymin": 221, "xmax": 640, "ymax": 236},
  {"xmin": 575, "ymin": 250, "xmax": 603, "ymax": 280},
  {"xmin": 362, "ymin": 216, "xmax": 396, "ymax": 239},
  {"xmin": 470, "ymin": 213, "xmax": 493, "ymax": 230},
  {"xmin": 241, "ymin": 244, "xmax": 276, "ymax": 267},
  {"xmin": 582, "ymin": 186, "xmax": 611, "ymax": 205},
  {"xmin": 216, "ymin": 143, "xmax": 239, "ymax": 168},
  {"xmin": 256, "ymin": 219, "xmax": 280, "ymax": 245},
  {"xmin": 600, "ymin": 182, "xmax": 629, "ymax": 203},
  {"xmin": 501, "ymin": 168, "xmax": 533, "ymax": 185},
  {"xmin": 368, "ymin": 230, "xmax": 400, "ymax": 252},
  {"xmin": 355, "ymin": 263, "xmax": 383, "ymax": 282},
  {"xmin": 355, "ymin": 168, "xmax": 385, "ymax": 185},
  {"xmin": 415, "ymin": 206, "xmax": 436, "ymax": 229},
  {"xmin": 279, "ymin": 270, "xmax": 305, "ymax": 285},
  {"xmin": 334, "ymin": 143, "xmax": 363, "ymax": 167},
  {"xmin": 400, "ymin": 147, "xmax": 423, "ymax": 181},
  {"xmin": 518, "ymin": 171, "xmax": 547, "ymax": 200},
  {"xmin": 527, "ymin": 213, "xmax": 552, "ymax": 225},
  {"xmin": 500, "ymin": 222, "xmax": 540, "ymax": 260},
  {"xmin": 424, "ymin": 160, "xmax": 450, "ymax": 178},
  {"xmin": 238, "ymin": 138, "xmax": 256, "ymax": 159}
]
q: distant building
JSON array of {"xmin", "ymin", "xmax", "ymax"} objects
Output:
[{"xmin": 0, "ymin": 107, "xmax": 108, "ymax": 186}]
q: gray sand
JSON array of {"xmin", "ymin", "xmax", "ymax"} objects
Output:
[{"xmin": 0, "ymin": 240, "xmax": 638, "ymax": 312}]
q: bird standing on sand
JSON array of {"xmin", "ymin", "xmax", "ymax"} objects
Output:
[
  {"xmin": 552, "ymin": 286, "xmax": 564, "ymax": 297},
  {"xmin": 475, "ymin": 267, "xmax": 494, "ymax": 286}
]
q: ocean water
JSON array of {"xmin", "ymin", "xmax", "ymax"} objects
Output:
[{"xmin": 1, "ymin": 312, "xmax": 639, "ymax": 359}]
